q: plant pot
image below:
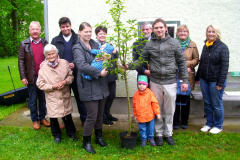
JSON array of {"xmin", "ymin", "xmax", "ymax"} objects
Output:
[{"xmin": 119, "ymin": 132, "xmax": 137, "ymax": 149}]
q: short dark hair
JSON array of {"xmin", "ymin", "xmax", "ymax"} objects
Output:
[
  {"xmin": 58, "ymin": 17, "xmax": 71, "ymax": 27},
  {"xmin": 152, "ymin": 18, "xmax": 166, "ymax": 29},
  {"xmin": 95, "ymin": 26, "xmax": 108, "ymax": 35},
  {"xmin": 79, "ymin": 22, "xmax": 91, "ymax": 31}
]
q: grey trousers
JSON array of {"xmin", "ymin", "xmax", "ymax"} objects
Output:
[
  {"xmin": 150, "ymin": 81, "xmax": 177, "ymax": 137},
  {"xmin": 83, "ymin": 98, "xmax": 106, "ymax": 136}
]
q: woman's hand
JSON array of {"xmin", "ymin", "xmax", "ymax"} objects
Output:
[
  {"xmin": 112, "ymin": 49, "xmax": 117, "ymax": 54},
  {"xmin": 134, "ymin": 117, "xmax": 138, "ymax": 122},
  {"xmin": 100, "ymin": 68, "xmax": 108, "ymax": 77},
  {"xmin": 216, "ymin": 86, "xmax": 222, "ymax": 90},
  {"xmin": 52, "ymin": 80, "xmax": 66, "ymax": 90},
  {"xmin": 187, "ymin": 67, "xmax": 191, "ymax": 73}
]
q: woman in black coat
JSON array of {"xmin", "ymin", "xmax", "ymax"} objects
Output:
[
  {"xmin": 196, "ymin": 24, "xmax": 229, "ymax": 134},
  {"xmin": 72, "ymin": 22, "xmax": 109, "ymax": 154}
]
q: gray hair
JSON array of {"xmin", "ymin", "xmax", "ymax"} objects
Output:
[
  {"xmin": 44, "ymin": 44, "xmax": 59, "ymax": 56},
  {"xmin": 29, "ymin": 21, "xmax": 41, "ymax": 29},
  {"xmin": 140, "ymin": 22, "xmax": 152, "ymax": 29}
]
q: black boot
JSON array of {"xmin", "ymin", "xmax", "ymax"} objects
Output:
[
  {"xmin": 95, "ymin": 129, "xmax": 107, "ymax": 147},
  {"xmin": 83, "ymin": 136, "xmax": 96, "ymax": 154}
]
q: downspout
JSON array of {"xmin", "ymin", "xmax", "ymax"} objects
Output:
[{"xmin": 44, "ymin": 0, "xmax": 49, "ymax": 42}]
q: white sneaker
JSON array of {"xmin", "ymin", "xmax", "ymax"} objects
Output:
[
  {"xmin": 200, "ymin": 125, "xmax": 211, "ymax": 132},
  {"xmin": 209, "ymin": 127, "xmax": 222, "ymax": 134}
]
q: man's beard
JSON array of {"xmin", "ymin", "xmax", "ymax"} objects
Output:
[{"xmin": 143, "ymin": 33, "xmax": 150, "ymax": 39}]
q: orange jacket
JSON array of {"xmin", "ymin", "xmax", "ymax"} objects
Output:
[{"xmin": 132, "ymin": 88, "xmax": 160, "ymax": 123}]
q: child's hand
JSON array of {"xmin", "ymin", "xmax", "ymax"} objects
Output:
[
  {"xmin": 157, "ymin": 114, "xmax": 161, "ymax": 119},
  {"xmin": 134, "ymin": 117, "xmax": 138, "ymax": 122}
]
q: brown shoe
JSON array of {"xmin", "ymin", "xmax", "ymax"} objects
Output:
[
  {"xmin": 60, "ymin": 122, "xmax": 65, "ymax": 129},
  {"xmin": 33, "ymin": 121, "xmax": 40, "ymax": 130},
  {"xmin": 40, "ymin": 119, "xmax": 51, "ymax": 127}
]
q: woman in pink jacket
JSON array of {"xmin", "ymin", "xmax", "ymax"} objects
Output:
[{"xmin": 37, "ymin": 44, "xmax": 78, "ymax": 143}]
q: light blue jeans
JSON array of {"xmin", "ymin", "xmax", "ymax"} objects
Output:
[
  {"xmin": 138, "ymin": 119, "xmax": 155, "ymax": 140},
  {"xmin": 200, "ymin": 78, "xmax": 226, "ymax": 129}
]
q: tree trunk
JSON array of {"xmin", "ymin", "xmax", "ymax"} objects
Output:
[
  {"xmin": 124, "ymin": 72, "xmax": 132, "ymax": 136},
  {"xmin": 11, "ymin": 0, "xmax": 18, "ymax": 44}
]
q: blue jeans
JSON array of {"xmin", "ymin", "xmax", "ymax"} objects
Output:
[
  {"xmin": 200, "ymin": 78, "xmax": 226, "ymax": 129},
  {"xmin": 28, "ymin": 76, "xmax": 46, "ymax": 122},
  {"xmin": 138, "ymin": 119, "xmax": 155, "ymax": 140}
]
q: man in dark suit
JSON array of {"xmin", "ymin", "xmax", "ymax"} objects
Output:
[{"xmin": 132, "ymin": 22, "xmax": 153, "ymax": 86}]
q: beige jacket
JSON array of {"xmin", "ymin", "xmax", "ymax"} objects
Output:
[
  {"xmin": 178, "ymin": 40, "xmax": 199, "ymax": 91},
  {"xmin": 37, "ymin": 59, "xmax": 74, "ymax": 118}
]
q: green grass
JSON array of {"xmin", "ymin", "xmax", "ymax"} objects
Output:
[
  {"xmin": 0, "ymin": 105, "xmax": 240, "ymax": 159},
  {"xmin": 0, "ymin": 102, "xmax": 26, "ymax": 121},
  {"xmin": 0, "ymin": 57, "xmax": 24, "ymax": 94},
  {"xmin": 0, "ymin": 125, "xmax": 240, "ymax": 159}
]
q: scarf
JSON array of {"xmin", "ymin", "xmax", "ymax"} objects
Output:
[
  {"xmin": 48, "ymin": 58, "xmax": 59, "ymax": 68},
  {"xmin": 205, "ymin": 40, "xmax": 215, "ymax": 47},
  {"xmin": 176, "ymin": 37, "xmax": 191, "ymax": 50}
]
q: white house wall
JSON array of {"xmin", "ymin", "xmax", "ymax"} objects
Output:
[{"xmin": 48, "ymin": 0, "xmax": 240, "ymax": 97}]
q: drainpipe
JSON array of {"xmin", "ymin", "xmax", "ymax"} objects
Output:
[{"xmin": 44, "ymin": 0, "xmax": 49, "ymax": 42}]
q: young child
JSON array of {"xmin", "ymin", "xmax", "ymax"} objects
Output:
[
  {"xmin": 82, "ymin": 43, "xmax": 114, "ymax": 80},
  {"xmin": 132, "ymin": 75, "xmax": 161, "ymax": 147}
]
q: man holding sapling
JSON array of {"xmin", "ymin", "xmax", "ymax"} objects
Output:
[{"xmin": 124, "ymin": 18, "xmax": 188, "ymax": 146}]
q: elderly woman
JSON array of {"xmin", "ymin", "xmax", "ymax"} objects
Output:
[
  {"xmin": 37, "ymin": 44, "xmax": 78, "ymax": 143},
  {"xmin": 173, "ymin": 25, "xmax": 199, "ymax": 130},
  {"xmin": 196, "ymin": 25, "xmax": 229, "ymax": 134},
  {"xmin": 72, "ymin": 22, "xmax": 109, "ymax": 154},
  {"xmin": 95, "ymin": 26, "xmax": 119, "ymax": 125}
]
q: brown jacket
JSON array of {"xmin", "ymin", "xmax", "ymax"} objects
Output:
[
  {"xmin": 18, "ymin": 38, "xmax": 48, "ymax": 84},
  {"xmin": 178, "ymin": 40, "xmax": 199, "ymax": 91},
  {"xmin": 36, "ymin": 59, "xmax": 74, "ymax": 118}
]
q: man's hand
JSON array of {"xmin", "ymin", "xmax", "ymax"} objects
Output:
[
  {"xmin": 144, "ymin": 70, "xmax": 150, "ymax": 78},
  {"xmin": 121, "ymin": 64, "xmax": 128, "ymax": 71},
  {"xmin": 69, "ymin": 63, "xmax": 75, "ymax": 69},
  {"xmin": 100, "ymin": 68, "xmax": 108, "ymax": 77},
  {"xmin": 157, "ymin": 114, "xmax": 161, "ymax": 119},
  {"xmin": 21, "ymin": 78, "xmax": 28, "ymax": 86},
  {"xmin": 181, "ymin": 83, "xmax": 189, "ymax": 92},
  {"xmin": 195, "ymin": 81, "xmax": 200, "ymax": 85},
  {"xmin": 187, "ymin": 67, "xmax": 191, "ymax": 73},
  {"xmin": 39, "ymin": 60, "xmax": 46, "ymax": 69}
]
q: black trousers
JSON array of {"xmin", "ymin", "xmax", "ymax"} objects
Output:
[
  {"xmin": 71, "ymin": 69, "xmax": 87, "ymax": 124},
  {"xmin": 103, "ymin": 81, "xmax": 116, "ymax": 119},
  {"xmin": 50, "ymin": 114, "xmax": 76, "ymax": 138},
  {"xmin": 173, "ymin": 95, "xmax": 190, "ymax": 126},
  {"xmin": 83, "ymin": 98, "xmax": 106, "ymax": 136}
]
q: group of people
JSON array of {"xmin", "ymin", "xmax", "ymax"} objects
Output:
[{"xmin": 18, "ymin": 17, "xmax": 229, "ymax": 154}]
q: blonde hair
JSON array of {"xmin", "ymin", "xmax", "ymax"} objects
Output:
[
  {"xmin": 176, "ymin": 24, "xmax": 189, "ymax": 36},
  {"xmin": 206, "ymin": 24, "xmax": 221, "ymax": 41}
]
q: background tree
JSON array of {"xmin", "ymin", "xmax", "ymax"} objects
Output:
[{"xmin": 0, "ymin": 0, "xmax": 44, "ymax": 58}]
